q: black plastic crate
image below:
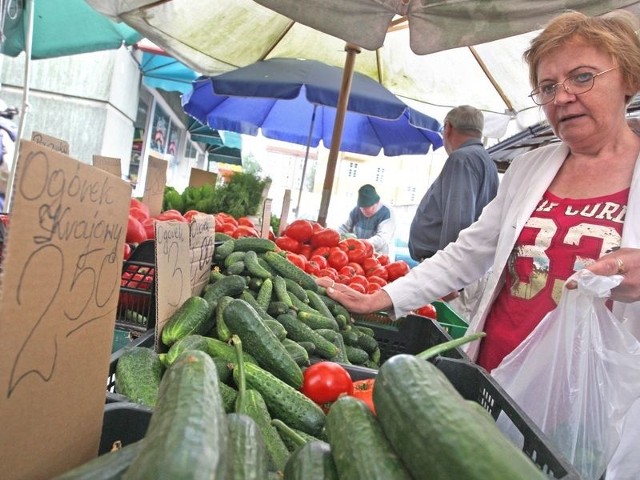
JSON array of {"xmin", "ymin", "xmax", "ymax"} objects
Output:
[
  {"xmin": 106, "ymin": 329, "xmax": 155, "ymax": 403},
  {"xmin": 353, "ymin": 312, "xmax": 470, "ymax": 363},
  {"xmin": 100, "ymin": 402, "xmax": 152, "ymax": 454},
  {"xmin": 116, "ymin": 240, "xmax": 156, "ymax": 332},
  {"xmin": 345, "ymin": 358, "xmax": 580, "ymax": 479}
]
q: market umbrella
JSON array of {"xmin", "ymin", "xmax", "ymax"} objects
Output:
[
  {"xmin": 0, "ymin": 0, "xmax": 142, "ymax": 212},
  {"xmin": 182, "ymin": 58, "xmax": 442, "ymax": 218},
  {"xmin": 87, "ymin": 0, "xmax": 640, "ymax": 223}
]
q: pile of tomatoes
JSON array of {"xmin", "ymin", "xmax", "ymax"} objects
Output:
[
  {"xmin": 276, "ymin": 219, "xmax": 411, "ymax": 293},
  {"xmin": 301, "ymin": 361, "xmax": 375, "ymax": 414}
]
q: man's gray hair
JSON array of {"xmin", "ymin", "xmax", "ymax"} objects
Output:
[{"xmin": 445, "ymin": 105, "xmax": 484, "ymax": 135}]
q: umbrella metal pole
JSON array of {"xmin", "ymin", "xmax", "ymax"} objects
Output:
[
  {"xmin": 295, "ymin": 104, "xmax": 317, "ymax": 219},
  {"xmin": 317, "ymin": 43, "xmax": 360, "ymax": 226}
]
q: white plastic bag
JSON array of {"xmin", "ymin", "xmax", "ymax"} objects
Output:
[{"xmin": 492, "ymin": 270, "xmax": 640, "ymax": 480}]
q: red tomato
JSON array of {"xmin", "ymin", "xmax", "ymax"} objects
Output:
[
  {"xmin": 415, "ymin": 304, "xmax": 438, "ymax": 319},
  {"xmin": 316, "ymin": 267, "xmax": 338, "ymax": 281},
  {"xmin": 130, "ymin": 198, "xmax": 150, "ymax": 218},
  {"xmin": 339, "ymin": 265, "xmax": 357, "ymax": 278},
  {"xmin": 156, "ymin": 209, "xmax": 188, "ymax": 222},
  {"xmin": 349, "ymin": 274, "xmax": 369, "ymax": 289},
  {"xmin": 284, "ymin": 219, "xmax": 315, "ymax": 243},
  {"xmin": 275, "ymin": 235, "xmax": 301, "ymax": 253},
  {"xmin": 310, "ymin": 221, "xmax": 324, "ymax": 233},
  {"xmin": 327, "ymin": 247, "xmax": 349, "ymax": 270},
  {"xmin": 215, "ymin": 215, "xmax": 229, "ymax": 230},
  {"xmin": 309, "ymin": 254, "xmax": 328, "ymax": 270},
  {"xmin": 348, "ymin": 282, "xmax": 367, "ymax": 293},
  {"xmin": 368, "ymin": 275, "xmax": 388, "ymax": 287},
  {"xmin": 385, "ymin": 260, "xmax": 411, "ymax": 281},
  {"xmin": 305, "ymin": 260, "xmax": 321, "ymax": 276},
  {"xmin": 301, "ymin": 362, "xmax": 353, "ymax": 404},
  {"xmin": 183, "ymin": 209, "xmax": 202, "ymax": 222},
  {"xmin": 285, "ymin": 252, "xmax": 307, "ymax": 271},
  {"xmin": 232, "ymin": 225, "xmax": 260, "ymax": 238},
  {"xmin": 361, "ymin": 239, "xmax": 374, "ymax": 258},
  {"xmin": 310, "ymin": 228, "xmax": 341, "ymax": 248},
  {"xmin": 362, "ymin": 256, "xmax": 380, "ymax": 273},
  {"xmin": 351, "ymin": 379, "xmax": 376, "ymax": 414},
  {"xmin": 310, "ymin": 246, "xmax": 331, "ymax": 260},
  {"xmin": 367, "ymin": 283, "xmax": 382, "ymax": 293},
  {"xmin": 123, "ymin": 243, "xmax": 132, "ymax": 261},
  {"xmin": 336, "ymin": 274, "xmax": 352, "ymax": 284},
  {"xmin": 299, "ymin": 243, "xmax": 313, "ymax": 260},
  {"xmin": 219, "ymin": 223, "xmax": 237, "ymax": 236},
  {"xmin": 366, "ymin": 266, "xmax": 389, "ymax": 281},
  {"xmin": 338, "ymin": 238, "xmax": 368, "ymax": 263},
  {"xmin": 129, "ymin": 206, "xmax": 149, "ymax": 222},
  {"xmin": 347, "ymin": 262, "xmax": 365, "ymax": 276},
  {"xmin": 237, "ymin": 216, "xmax": 256, "ymax": 228},
  {"xmin": 126, "ymin": 215, "xmax": 147, "ymax": 244},
  {"xmin": 376, "ymin": 254, "xmax": 390, "ymax": 266}
]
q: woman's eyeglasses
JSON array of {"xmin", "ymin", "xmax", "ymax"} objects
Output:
[{"xmin": 529, "ymin": 66, "xmax": 619, "ymax": 106}]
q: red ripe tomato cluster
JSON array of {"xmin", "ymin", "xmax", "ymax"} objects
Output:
[
  {"xmin": 276, "ymin": 219, "xmax": 411, "ymax": 292},
  {"xmin": 215, "ymin": 212, "xmax": 274, "ymax": 240}
]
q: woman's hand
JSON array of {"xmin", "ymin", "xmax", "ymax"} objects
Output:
[
  {"xmin": 316, "ymin": 277, "xmax": 393, "ymax": 314},
  {"xmin": 566, "ymin": 248, "xmax": 640, "ymax": 302}
]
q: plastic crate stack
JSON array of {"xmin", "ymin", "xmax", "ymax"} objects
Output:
[{"xmin": 116, "ymin": 240, "xmax": 156, "ymax": 333}]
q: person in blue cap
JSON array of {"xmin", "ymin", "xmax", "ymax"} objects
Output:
[{"xmin": 338, "ymin": 184, "xmax": 396, "ymax": 255}]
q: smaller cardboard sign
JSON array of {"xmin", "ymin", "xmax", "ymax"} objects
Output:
[
  {"xmin": 30, "ymin": 131, "xmax": 69, "ymax": 154},
  {"xmin": 261, "ymin": 198, "xmax": 272, "ymax": 239},
  {"xmin": 142, "ymin": 154, "xmax": 168, "ymax": 217},
  {"xmin": 189, "ymin": 214, "xmax": 215, "ymax": 296},
  {"xmin": 92, "ymin": 155, "xmax": 122, "ymax": 178},
  {"xmin": 154, "ymin": 220, "xmax": 191, "ymax": 351},
  {"xmin": 279, "ymin": 189, "xmax": 291, "ymax": 235},
  {"xmin": 189, "ymin": 168, "xmax": 217, "ymax": 188}
]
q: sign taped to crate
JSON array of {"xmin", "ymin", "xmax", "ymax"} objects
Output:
[
  {"xmin": 142, "ymin": 154, "xmax": 167, "ymax": 217},
  {"xmin": 189, "ymin": 213, "xmax": 215, "ymax": 296},
  {"xmin": 0, "ymin": 140, "xmax": 131, "ymax": 479},
  {"xmin": 154, "ymin": 220, "xmax": 191, "ymax": 351},
  {"xmin": 92, "ymin": 155, "xmax": 122, "ymax": 179}
]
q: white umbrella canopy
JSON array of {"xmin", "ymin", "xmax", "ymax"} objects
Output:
[{"xmin": 88, "ymin": 0, "xmax": 640, "ymax": 222}]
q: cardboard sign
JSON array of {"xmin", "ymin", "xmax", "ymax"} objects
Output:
[
  {"xmin": 142, "ymin": 154, "xmax": 168, "ymax": 217},
  {"xmin": 279, "ymin": 189, "xmax": 291, "ymax": 235},
  {"xmin": 0, "ymin": 140, "xmax": 131, "ymax": 479},
  {"xmin": 30, "ymin": 131, "xmax": 70, "ymax": 155},
  {"xmin": 189, "ymin": 214, "xmax": 215, "ymax": 296},
  {"xmin": 261, "ymin": 198, "xmax": 272, "ymax": 239},
  {"xmin": 92, "ymin": 155, "xmax": 122, "ymax": 178},
  {"xmin": 154, "ymin": 220, "xmax": 191, "ymax": 351},
  {"xmin": 189, "ymin": 167, "xmax": 217, "ymax": 188}
]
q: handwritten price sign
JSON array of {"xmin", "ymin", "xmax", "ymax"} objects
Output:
[
  {"xmin": 189, "ymin": 214, "xmax": 215, "ymax": 296},
  {"xmin": 0, "ymin": 140, "xmax": 131, "ymax": 479}
]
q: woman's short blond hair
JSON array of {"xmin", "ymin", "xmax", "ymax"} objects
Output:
[{"xmin": 524, "ymin": 10, "xmax": 640, "ymax": 103}]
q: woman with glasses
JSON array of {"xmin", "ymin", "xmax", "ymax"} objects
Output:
[{"xmin": 322, "ymin": 12, "xmax": 640, "ymax": 373}]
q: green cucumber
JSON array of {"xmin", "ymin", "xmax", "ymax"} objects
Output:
[
  {"xmin": 297, "ymin": 310, "xmax": 339, "ymax": 331},
  {"xmin": 209, "ymin": 268, "xmax": 226, "ymax": 283},
  {"xmin": 213, "ymin": 238, "xmax": 235, "ymax": 261},
  {"xmin": 296, "ymin": 341, "xmax": 316, "ymax": 355},
  {"xmin": 264, "ymin": 318, "xmax": 288, "ymax": 341},
  {"xmin": 326, "ymin": 395, "xmax": 411, "ymax": 480},
  {"xmin": 215, "ymin": 296, "xmax": 235, "ymax": 342},
  {"xmin": 374, "ymin": 355, "xmax": 546, "ymax": 480},
  {"xmin": 224, "ymin": 251, "xmax": 247, "ymax": 269},
  {"xmin": 284, "ymin": 278, "xmax": 309, "ymax": 303},
  {"xmin": 165, "ymin": 334, "xmax": 210, "ymax": 366},
  {"xmin": 224, "ymin": 299, "xmax": 303, "ymax": 389},
  {"xmin": 226, "ymin": 413, "xmax": 269, "ymax": 480},
  {"xmin": 267, "ymin": 301, "xmax": 291, "ymax": 317},
  {"xmin": 244, "ymin": 250, "xmax": 273, "ymax": 279},
  {"xmin": 272, "ymin": 419, "xmax": 322, "ymax": 452},
  {"xmin": 282, "ymin": 338, "xmax": 310, "ymax": 367},
  {"xmin": 115, "ymin": 347, "xmax": 163, "ymax": 408},
  {"xmin": 123, "ymin": 350, "xmax": 228, "ymax": 479},
  {"xmin": 316, "ymin": 329, "xmax": 350, "ymax": 364},
  {"xmin": 248, "ymin": 276, "xmax": 264, "ymax": 292},
  {"xmin": 203, "ymin": 336, "xmax": 257, "ymax": 365},
  {"xmin": 283, "ymin": 440, "xmax": 338, "ymax": 480},
  {"xmin": 273, "ymin": 275, "xmax": 293, "ymax": 308},
  {"xmin": 340, "ymin": 329, "xmax": 360, "ymax": 346},
  {"xmin": 289, "ymin": 290, "xmax": 318, "ymax": 314},
  {"xmin": 345, "ymin": 345, "xmax": 369, "ymax": 365},
  {"xmin": 226, "ymin": 260, "xmax": 246, "ymax": 275},
  {"xmin": 220, "ymin": 381, "xmax": 239, "ymax": 413},
  {"xmin": 215, "ymin": 232, "xmax": 234, "ymax": 242},
  {"xmin": 53, "ymin": 440, "xmax": 145, "ymax": 480},
  {"xmin": 233, "ymin": 237, "xmax": 277, "ymax": 253},
  {"xmin": 263, "ymin": 251, "xmax": 318, "ymax": 291},
  {"xmin": 203, "ymin": 274, "xmax": 247, "ymax": 308},
  {"xmin": 305, "ymin": 290, "xmax": 337, "ymax": 325},
  {"xmin": 161, "ymin": 296, "xmax": 212, "ymax": 346},
  {"xmin": 238, "ymin": 389, "xmax": 290, "ymax": 473},
  {"xmin": 355, "ymin": 329, "xmax": 379, "ymax": 354},
  {"xmin": 238, "ymin": 362, "xmax": 326, "ymax": 437},
  {"xmin": 256, "ymin": 278, "xmax": 274, "ymax": 311},
  {"xmin": 275, "ymin": 313, "xmax": 338, "ymax": 359}
]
